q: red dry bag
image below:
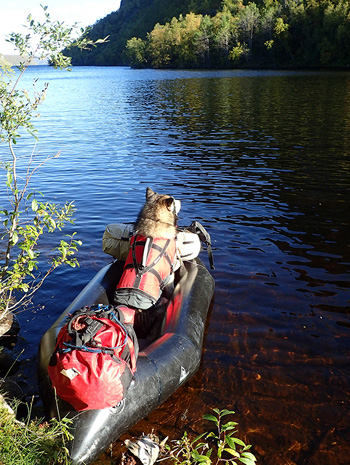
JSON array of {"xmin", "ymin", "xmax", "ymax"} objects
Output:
[{"xmin": 48, "ymin": 304, "xmax": 138, "ymax": 411}]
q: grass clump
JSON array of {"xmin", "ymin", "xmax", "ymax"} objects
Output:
[{"xmin": 0, "ymin": 394, "xmax": 72, "ymax": 465}]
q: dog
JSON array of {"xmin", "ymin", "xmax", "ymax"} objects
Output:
[
  {"xmin": 134, "ymin": 187, "xmax": 181, "ymax": 239},
  {"xmin": 114, "ymin": 187, "xmax": 181, "ymax": 337}
]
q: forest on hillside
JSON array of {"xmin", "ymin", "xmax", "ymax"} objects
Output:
[
  {"xmin": 67, "ymin": 0, "xmax": 350, "ymax": 68},
  {"xmin": 66, "ymin": 0, "xmax": 221, "ymax": 65},
  {"xmin": 126, "ymin": 0, "xmax": 350, "ymax": 68}
]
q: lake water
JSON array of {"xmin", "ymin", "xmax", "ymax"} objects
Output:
[{"xmin": 1, "ymin": 66, "xmax": 349, "ymax": 465}]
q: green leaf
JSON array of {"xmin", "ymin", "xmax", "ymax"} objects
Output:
[
  {"xmin": 31, "ymin": 198, "xmax": 38, "ymax": 212},
  {"xmin": 221, "ymin": 409, "xmax": 235, "ymax": 417},
  {"xmin": 203, "ymin": 414, "xmax": 218, "ymax": 424},
  {"xmin": 27, "ymin": 249, "xmax": 34, "ymax": 259},
  {"xmin": 228, "ymin": 438, "xmax": 246, "ymax": 448},
  {"xmin": 239, "ymin": 458, "xmax": 256, "ymax": 465},
  {"xmin": 224, "ymin": 448, "xmax": 240, "ymax": 458},
  {"xmin": 6, "ymin": 171, "xmax": 13, "ymax": 187},
  {"xmin": 226, "ymin": 437, "xmax": 237, "ymax": 450},
  {"xmin": 22, "ymin": 283, "xmax": 29, "ymax": 292},
  {"xmin": 192, "ymin": 449, "xmax": 211, "ymax": 464},
  {"xmin": 222, "ymin": 421, "xmax": 238, "ymax": 432},
  {"xmin": 241, "ymin": 452, "xmax": 256, "ymax": 462},
  {"xmin": 49, "ymin": 218, "xmax": 56, "ymax": 230},
  {"xmin": 192, "ymin": 432, "xmax": 208, "ymax": 444},
  {"xmin": 28, "ymin": 260, "xmax": 36, "ymax": 272},
  {"xmin": 12, "ymin": 231, "xmax": 19, "ymax": 245}
]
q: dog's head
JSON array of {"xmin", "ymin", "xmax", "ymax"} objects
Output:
[
  {"xmin": 145, "ymin": 187, "xmax": 181, "ymax": 218},
  {"xmin": 135, "ymin": 187, "xmax": 181, "ymax": 238}
]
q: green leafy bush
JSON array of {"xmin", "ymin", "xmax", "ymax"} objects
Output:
[
  {"xmin": 166, "ymin": 409, "xmax": 257, "ymax": 465},
  {"xmin": 0, "ymin": 6, "xmax": 107, "ymax": 321}
]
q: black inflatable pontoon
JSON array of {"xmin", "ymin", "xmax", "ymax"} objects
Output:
[{"xmin": 38, "ymin": 258, "xmax": 214, "ymax": 465}]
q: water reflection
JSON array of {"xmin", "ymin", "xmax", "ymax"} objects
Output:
[{"xmin": 2, "ymin": 67, "xmax": 349, "ymax": 465}]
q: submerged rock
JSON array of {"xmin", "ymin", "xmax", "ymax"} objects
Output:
[
  {"xmin": 0, "ymin": 313, "xmax": 20, "ymax": 345},
  {"xmin": 0, "ymin": 378, "xmax": 24, "ymax": 402}
]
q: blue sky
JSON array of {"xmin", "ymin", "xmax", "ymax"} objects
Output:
[{"xmin": 0, "ymin": 0, "xmax": 121, "ymax": 55}]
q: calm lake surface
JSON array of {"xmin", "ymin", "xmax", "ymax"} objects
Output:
[{"xmin": 1, "ymin": 66, "xmax": 349, "ymax": 465}]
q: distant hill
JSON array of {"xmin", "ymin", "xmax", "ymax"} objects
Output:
[
  {"xmin": 0, "ymin": 54, "xmax": 11, "ymax": 67},
  {"xmin": 65, "ymin": 0, "xmax": 221, "ymax": 66},
  {"xmin": 0, "ymin": 54, "xmax": 45, "ymax": 66}
]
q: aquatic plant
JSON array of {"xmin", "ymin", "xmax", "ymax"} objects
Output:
[{"xmin": 165, "ymin": 408, "xmax": 257, "ymax": 465}]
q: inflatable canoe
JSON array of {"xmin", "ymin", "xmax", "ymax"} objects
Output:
[{"xmin": 38, "ymin": 257, "xmax": 214, "ymax": 465}]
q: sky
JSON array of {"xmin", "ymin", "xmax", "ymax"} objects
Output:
[{"xmin": 0, "ymin": 0, "xmax": 121, "ymax": 55}]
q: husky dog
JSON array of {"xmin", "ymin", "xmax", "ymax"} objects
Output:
[
  {"xmin": 114, "ymin": 187, "xmax": 181, "ymax": 338},
  {"xmin": 135, "ymin": 187, "xmax": 181, "ymax": 239}
]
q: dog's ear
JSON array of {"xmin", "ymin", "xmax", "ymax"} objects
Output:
[
  {"xmin": 146, "ymin": 187, "xmax": 155, "ymax": 200},
  {"xmin": 164, "ymin": 197, "xmax": 175, "ymax": 211}
]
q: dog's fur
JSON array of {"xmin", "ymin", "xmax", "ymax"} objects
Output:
[{"xmin": 135, "ymin": 187, "xmax": 180, "ymax": 239}]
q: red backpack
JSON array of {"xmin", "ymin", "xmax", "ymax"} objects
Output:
[{"xmin": 48, "ymin": 305, "xmax": 138, "ymax": 411}]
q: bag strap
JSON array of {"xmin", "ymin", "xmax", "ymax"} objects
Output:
[
  {"xmin": 132, "ymin": 235, "xmax": 171, "ymax": 276},
  {"xmin": 64, "ymin": 305, "xmax": 129, "ymax": 353},
  {"xmin": 187, "ymin": 221, "xmax": 215, "ymax": 269}
]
